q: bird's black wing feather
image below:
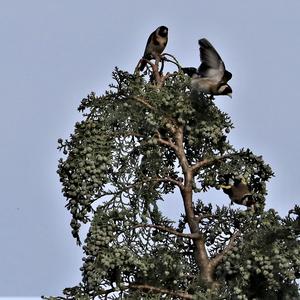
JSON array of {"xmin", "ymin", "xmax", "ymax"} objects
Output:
[
  {"xmin": 143, "ymin": 31, "xmax": 155, "ymax": 59},
  {"xmin": 139, "ymin": 30, "xmax": 156, "ymax": 71},
  {"xmin": 198, "ymin": 38, "xmax": 225, "ymax": 80}
]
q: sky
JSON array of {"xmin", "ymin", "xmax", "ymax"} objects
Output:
[{"xmin": 0, "ymin": 0, "xmax": 299, "ymax": 298}]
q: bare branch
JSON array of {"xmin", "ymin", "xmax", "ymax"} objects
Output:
[
  {"xmin": 149, "ymin": 59, "xmax": 164, "ymax": 85},
  {"xmin": 129, "ymin": 283, "xmax": 194, "ymax": 299},
  {"xmin": 134, "ymin": 223, "xmax": 201, "ymax": 239},
  {"xmin": 210, "ymin": 231, "xmax": 241, "ymax": 267},
  {"xmin": 135, "ymin": 55, "xmax": 176, "ymax": 87},
  {"xmin": 162, "ymin": 53, "xmax": 182, "ymax": 70}
]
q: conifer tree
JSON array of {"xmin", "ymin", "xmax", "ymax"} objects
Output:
[{"xmin": 45, "ymin": 58, "xmax": 300, "ymax": 299}]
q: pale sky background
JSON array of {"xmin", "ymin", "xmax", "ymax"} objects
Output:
[{"xmin": 0, "ymin": 0, "xmax": 299, "ymax": 298}]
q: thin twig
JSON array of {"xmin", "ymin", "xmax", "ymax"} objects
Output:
[
  {"xmin": 162, "ymin": 53, "xmax": 182, "ymax": 70},
  {"xmin": 132, "ymin": 96, "xmax": 156, "ymax": 111},
  {"xmin": 211, "ymin": 231, "xmax": 241, "ymax": 267}
]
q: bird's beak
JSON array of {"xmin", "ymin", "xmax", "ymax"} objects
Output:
[{"xmin": 227, "ymin": 93, "xmax": 232, "ymax": 98}]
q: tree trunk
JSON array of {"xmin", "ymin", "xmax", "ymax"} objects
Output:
[{"xmin": 175, "ymin": 126, "xmax": 219, "ymax": 289}]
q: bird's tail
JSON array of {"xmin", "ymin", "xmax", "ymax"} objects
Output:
[{"xmin": 181, "ymin": 67, "xmax": 198, "ymax": 77}]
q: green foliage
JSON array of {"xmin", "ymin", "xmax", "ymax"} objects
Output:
[
  {"xmin": 80, "ymin": 204, "xmax": 194, "ymax": 297},
  {"xmin": 45, "ymin": 68, "xmax": 300, "ymax": 300},
  {"xmin": 216, "ymin": 208, "xmax": 300, "ymax": 299}
]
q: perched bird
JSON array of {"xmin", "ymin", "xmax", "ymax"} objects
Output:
[
  {"xmin": 139, "ymin": 26, "xmax": 168, "ymax": 71},
  {"xmin": 182, "ymin": 38, "xmax": 232, "ymax": 97},
  {"xmin": 219, "ymin": 174, "xmax": 255, "ymax": 207}
]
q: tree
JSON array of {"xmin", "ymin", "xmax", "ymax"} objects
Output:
[{"xmin": 44, "ymin": 59, "xmax": 300, "ymax": 299}]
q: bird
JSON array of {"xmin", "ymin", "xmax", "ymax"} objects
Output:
[
  {"xmin": 139, "ymin": 26, "xmax": 168, "ymax": 71},
  {"xmin": 219, "ymin": 174, "xmax": 255, "ymax": 207},
  {"xmin": 182, "ymin": 38, "xmax": 232, "ymax": 97}
]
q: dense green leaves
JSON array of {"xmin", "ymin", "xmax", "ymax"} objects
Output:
[{"xmin": 216, "ymin": 209, "xmax": 300, "ymax": 299}]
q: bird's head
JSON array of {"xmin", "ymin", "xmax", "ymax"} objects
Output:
[
  {"xmin": 218, "ymin": 84, "xmax": 232, "ymax": 98},
  {"xmin": 218, "ymin": 173, "xmax": 235, "ymax": 188},
  {"xmin": 158, "ymin": 26, "xmax": 168, "ymax": 37}
]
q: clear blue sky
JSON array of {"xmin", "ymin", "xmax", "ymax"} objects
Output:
[{"xmin": 0, "ymin": 0, "xmax": 299, "ymax": 297}]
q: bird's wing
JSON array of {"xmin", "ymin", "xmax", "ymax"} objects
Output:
[
  {"xmin": 198, "ymin": 38, "xmax": 225, "ymax": 81},
  {"xmin": 143, "ymin": 31, "xmax": 155, "ymax": 59}
]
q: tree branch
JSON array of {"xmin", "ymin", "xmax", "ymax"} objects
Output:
[
  {"xmin": 154, "ymin": 130, "xmax": 177, "ymax": 150},
  {"xmin": 148, "ymin": 57, "xmax": 163, "ymax": 84},
  {"xmin": 132, "ymin": 96, "xmax": 156, "ymax": 111},
  {"xmin": 129, "ymin": 283, "xmax": 193, "ymax": 299},
  {"xmin": 174, "ymin": 125, "xmax": 219, "ymax": 288},
  {"xmin": 156, "ymin": 137, "xmax": 177, "ymax": 150},
  {"xmin": 210, "ymin": 231, "xmax": 241, "ymax": 267},
  {"xmin": 134, "ymin": 223, "xmax": 201, "ymax": 239},
  {"xmin": 161, "ymin": 53, "xmax": 182, "ymax": 70},
  {"xmin": 174, "ymin": 126, "xmax": 191, "ymax": 172},
  {"xmin": 154, "ymin": 176, "xmax": 184, "ymax": 189},
  {"xmin": 191, "ymin": 153, "xmax": 237, "ymax": 174},
  {"xmin": 139, "ymin": 175, "xmax": 183, "ymax": 189},
  {"xmin": 112, "ymin": 175, "xmax": 183, "ymax": 196}
]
